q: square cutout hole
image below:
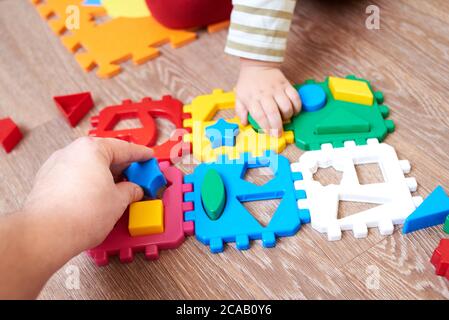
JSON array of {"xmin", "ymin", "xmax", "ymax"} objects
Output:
[{"xmin": 355, "ymin": 163, "xmax": 384, "ymax": 185}]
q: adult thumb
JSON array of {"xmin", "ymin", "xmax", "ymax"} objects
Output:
[{"xmin": 116, "ymin": 181, "xmax": 144, "ymax": 205}]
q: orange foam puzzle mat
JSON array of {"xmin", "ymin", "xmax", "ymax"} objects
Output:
[{"xmin": 31, "ymin": 0, "xmax": 199, "ymax": 78}]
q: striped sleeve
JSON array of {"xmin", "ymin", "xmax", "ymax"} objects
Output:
[{"xmin": 225, "ymin": 0, "xmax": 297, "ymax": 63}]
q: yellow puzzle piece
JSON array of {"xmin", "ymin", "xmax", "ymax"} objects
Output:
[
  {"xmin": 102, "ymin": 0, "xmax": 151, "ymax": 18},
  {"xmin": 329, "ymin": 76, "xmax": 374, "ymax": 106},
  {"xmin": 183, "ymin": 89, "xmax": 294, "ymax": 162},
  {"xmin": 128, "ymin": 200, "xmax": 164, "ymax": 237}
]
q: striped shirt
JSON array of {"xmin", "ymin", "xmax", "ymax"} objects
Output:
[{"xmin": 225, "ymin": 0, "xmax": 297, "ymax": 63}]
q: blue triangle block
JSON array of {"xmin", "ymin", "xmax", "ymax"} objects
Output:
[{"xmin": 403, "ymin": 186, "xmax": 449, "ymax": 234}]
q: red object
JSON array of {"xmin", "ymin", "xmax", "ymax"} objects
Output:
[
  {"xmin": 0, "ymin": 118, "xmax": 23, "ymax": 153},
  {"xmin": 54, "ymin": 92, "xmax": 94, "ymax": 127},
  {"xmin": 88, "ymin": 95, "xmax": 191, "ymax": 163},
  {"xmin": 88, "ymin": 162, "xmax": 195, "ymax": 266},
  {"xmin": 431, "ymin": 239, "xmax": 449, "ymax": 280},
  {"xmin": 145, "ymin": 0, "xmax": 232, "ymax": 29}
]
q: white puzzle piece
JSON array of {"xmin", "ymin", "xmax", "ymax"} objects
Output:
[{"xmin": 291, "ymin": 139, "xmax": 423, "ymax": 241}]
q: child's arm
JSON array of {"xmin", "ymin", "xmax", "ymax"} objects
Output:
[
  {"xmin": 0, "ymin": 138, "xmax": 152, "ymax": 299},
  {"xmin": 225, "ymin": 0, "xmax": 301, "ymax": 137}
]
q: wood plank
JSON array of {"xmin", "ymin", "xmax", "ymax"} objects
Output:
[
  {"xmin": 0, "ymin": 0, "xmax": 447, "ymax": 299},
  {"xmin": 340, "ymin": 230, "xmax": 449, "ymax": 299}
]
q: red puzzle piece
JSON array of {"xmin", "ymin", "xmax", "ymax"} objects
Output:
[
  {"xmin": 88, "ymin": 95, "xmax": 191, "ymax": 163},
  {"xmin": 0, "ymin": 118, "xmax": 23, "ymax": 153},
  {"xmin": 87, "ymin": 162, "xmax": 194, "ymax": 266},
  {"xmin": 54, "ymin": 92, "xmax": 94, "ymax": 127},
  {"xmin": 431, "ymin": 239, "xmax": 449, "ymax": 280}
]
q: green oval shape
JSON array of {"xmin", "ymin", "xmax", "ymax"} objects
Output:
[{"xmin": 201, "ymin": 169, "xmax": 226, "ymax": 220}]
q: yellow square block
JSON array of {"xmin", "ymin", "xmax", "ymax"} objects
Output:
[
  {"xmin": 329, "ymin": 77, "xmax": 374, "ymax": 106},
  {"xmin": 128, "ymin": 200, "xmax": 164, "ymax": 237}
]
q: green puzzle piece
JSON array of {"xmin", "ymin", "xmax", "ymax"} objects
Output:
[
  {"xmin": 201, "ymin": 169, "xmax": 226, "ymax": 221},
  {"xmin": 284, "ymin": 75, "xmax": 395, "ymax": 150}
]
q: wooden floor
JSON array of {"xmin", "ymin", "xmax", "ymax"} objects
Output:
[{"xmin": 1, "ymin": 0, "xmax": 449, "ymax": 299}]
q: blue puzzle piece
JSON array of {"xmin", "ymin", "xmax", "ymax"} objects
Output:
[
  {"xmin": 183, "ymin": 151, "xmax": 309, "ymax": 253},
  {"xmin": 298, "ymin": 84, "xmax": 327, "ymax": 112},
  {"xmin": 205, "ymin": 118, "xmax": 239, "ymax": 149},
  {"xmin": 124, "ymin": 158, "xmax": 167, "ymax": 199},
  {"xmin": 403, "ymin": 186, "xmax": 449, "ymax": 234},
  {"xmin": 83, "ymin": 0, "xmax": 102, "ymax": 6}
]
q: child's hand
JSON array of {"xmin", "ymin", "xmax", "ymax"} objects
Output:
[
  {"xmin": 235, "ymin": 58, "xmax": 301, "ymax": 137},
  {"xmin": 24, "ymin": 137, "xmax": 153, "ymax": 253}
]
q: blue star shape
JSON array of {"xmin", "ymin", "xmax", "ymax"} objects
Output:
[{"xmin": 205, "ymin": 118, "xmax": 239, "ymax": 149}]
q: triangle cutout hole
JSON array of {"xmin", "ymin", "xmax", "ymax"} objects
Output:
[
  {"xmin": 242, "ymin": 199, "xmax": 281, "ymax": 227},
  {"xmin": 243, "ymin": 166, "xmax": 275, "ymax": 186},
  {"xmin": 212, "ymin": 109, "xmax": 236, "ymax": 121},
  {"xmin": 338, "ymin": 200, "xmax": 381, "ymax": 219}
]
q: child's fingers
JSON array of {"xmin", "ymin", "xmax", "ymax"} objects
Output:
[
  {"xmin": 261, "ymin": 97, "xmax": 283, "ymax": 137},
  {"xmin": 248, "ymin": 101, "xmax": 269, "ymax": 133},
  {"xmin": 235, "ymin": 99, "xmax": 248, "ymax": 125},
  {"xmin": 274, "ymin": 92, "xmax": 294, "ymax": 121},
  {"xmin": 285, "ymin": 85, "xmax": 302, "ymax": 115}
]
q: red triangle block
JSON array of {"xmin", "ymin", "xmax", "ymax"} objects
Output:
[
  {"xmin": 53, "ymin": 92, "xmax": 94, "ymax": 127},
  {"xmin": 0, "ymin": 117, "xmax": 23, "ymax": 153}
]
